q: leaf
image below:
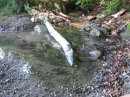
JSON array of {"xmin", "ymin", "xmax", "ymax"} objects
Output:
[
  {"xmin": 127, "ymin": 23, "xmax": 130, "ymax": 29},
  {"xmin": 76, "ymin": 1, "xmax": 81, "ymax": 5}
]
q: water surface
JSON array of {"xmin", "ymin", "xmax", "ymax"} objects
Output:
[{"xmin": 0, "ymin": 25, "xmax": 102, "ymax": 91}]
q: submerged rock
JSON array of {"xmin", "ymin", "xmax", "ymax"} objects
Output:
[{"xmin": 34, "ymin": 24, "xmax": 48, "ymax": 35}]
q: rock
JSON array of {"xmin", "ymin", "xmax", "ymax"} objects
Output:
[
  {"xmin": 98, "ymin": 28, "xmax": 107, "ymax": 35},
  {"xmin": 31, "ymin": 17, "xmax": 38, "ymax": 22},
  {"xmin": 120, "ymin": 23, "xmax": 130, "ymax": 41},
  {"xmin": 89, "ymin": 50, "xmax": 101, "ymax": 59},
  {"xmin": 78, "ymin": 56, "xmax": 97, "ymax": 61},
  {"xmin": 81, "ymin": 21, "xmax": 91, "ymax": 30},
  {"xmin": 36, "ymin": 43, "xmax": 43, "ymax": 50},
  {"xmin": 34, "ymin": 24, "xmax": 48, "ymax": 35},
  {"xmin": 90, "ymin": 28, "xmax": 101, "ymax": 37}
]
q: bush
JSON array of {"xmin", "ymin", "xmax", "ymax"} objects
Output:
[
  {"xmin": 75, "ymin": 0, "xmax": 97, "ymax": 12},
  {"xmin": 102, "ymin": 0, "xmax": 122, "ymax": 15},
  {"xmin": 0, "ymin": 0, "xmax": 7, "ymax": 7},
  {"xmin": 0, "ymin": 0, "xmax": 25, "ymax": 15},
  {"xmin": 102, "ymin": 0, "xmax": 128, "ymax": 15},
  {"xmin": 76, "ymin": 0, "xmax": 93, "ymax": 6}
]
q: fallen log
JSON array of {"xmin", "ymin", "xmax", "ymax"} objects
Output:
[
  {"xmin": 43, "ymin": 20, "xmax": 74, "ymax": 66},
  {"xmin": 51, "ymin": 10, "xmax": 71, "ymax": 20},
  {"xmin": 87, "ymin": 15, "xmax": 96, "ymax": 21},
  {"xmin": 111, "ymin": 9, "xmax": 127, "ymax": 18}
]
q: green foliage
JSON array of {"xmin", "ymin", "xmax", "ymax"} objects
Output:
[
  {"xmin": 102, "ymin": 0, "xmax": 126, "ymax": 15},
  {"xmin": 75, "ymin": 0, "xmax": 96, "ymax": 12},
  {"xmin": 24, "ymin": 4, "xmax": 33, "ymax": 15},
  {"xmin": 127, "ymin": 23, "xmax": 130, "ymax": 29},
  {"xmin": 0, "ymin": 0, "xmax": 7, "ymax": 7},
  {"xmin": 76, "ymin": 0, "xmax": 93, "ymax": 6},
  {"xmin": 123, "ymin": 0, "xmax": 130, "ymax": 10},
  {"xmin": 0, "ymin": 0, "xmax": 24, "ymax": 15},
  {"xmin": 125, "ymin": 6, "xmax": 130, "ymax": 10}
]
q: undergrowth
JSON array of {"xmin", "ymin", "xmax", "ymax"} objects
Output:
[
  {"xmin": 0, "ymin": 0, "xmax": 24, "ymax": 15},
  {"xmin": 102, "ymin": 0, "xmax": 123, "ymax": 15},
  {"xmin": 102, "ymin": 0, "xmax": 130, "ymax": 16}
]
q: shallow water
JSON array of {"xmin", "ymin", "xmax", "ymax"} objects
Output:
[{"xmin": 0, "ymin": 25, "xmax": 102, "ymax": 92}]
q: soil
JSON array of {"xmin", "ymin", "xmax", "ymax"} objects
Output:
[{"xmin": 0, "ymin": 7, "xmax": 130, "ymax": 97}]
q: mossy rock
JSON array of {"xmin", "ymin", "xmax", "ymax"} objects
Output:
[{"xmin": 90, "ymin": 28, "xmax": 101, "ymax": 37}]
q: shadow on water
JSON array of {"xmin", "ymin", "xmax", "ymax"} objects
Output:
[{"xmin": 0, "ymin": 24, "xmax": 102, "ymax": 91}]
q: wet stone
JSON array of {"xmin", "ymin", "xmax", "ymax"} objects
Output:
[
  {"xmin": 90, "ymin": 28, "xmax": 101, "ymax": 37},
  {"xmin": 98, "ymin": 28, "xmax": 107, "ymax": 35}
]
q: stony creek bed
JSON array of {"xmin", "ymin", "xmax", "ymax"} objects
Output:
[
  {"xmin": 0, "ymin": 30, "xmax": 103, "ymax": 97},
  {"xmin": 0, "ymin": 10, "xmax": 130, "ymax": 97}
]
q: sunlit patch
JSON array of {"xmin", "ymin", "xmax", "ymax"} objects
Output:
[
  {"xmin": 0, "ymin": 48, "xmax": 5, "ymax": 60},
  {"xmin": 7, "ymin": 50, "xmax": 31, "ymax": 75},
  {"xmin": 21, "ymin": 62, "xmax": 31, "ymax": 74}
]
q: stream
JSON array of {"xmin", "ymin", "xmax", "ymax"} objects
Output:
[{"xmin": 0, "ymin": 24, "xmax": 103, "ymax": 96}]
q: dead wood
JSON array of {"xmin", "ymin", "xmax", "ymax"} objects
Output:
[
  {"xmin": 111, "ymin": 26, "xmax": 125, "ymax": 36},
  {"xmin": 51, "ymin": 10, "xmax": 71, "ymax": 20},
  {"xmin": 111, "ymin": 9, "xmax": 127, "ymax": 18},
  {"xmin": 87, "ymin": 15, "xmax": 96, "ymax": 20}
]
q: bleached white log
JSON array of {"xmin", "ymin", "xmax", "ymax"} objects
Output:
[
  {"xmin": 43, "ymin": 20, "xmax": 74, "ymax": 66},
  {"xmin": 34, "ymin": 25, "xmax": 64, "ymax": 54},
  {"xmin": 111, "ymin": 9, "xmax": 126, "ymax": 18}
]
